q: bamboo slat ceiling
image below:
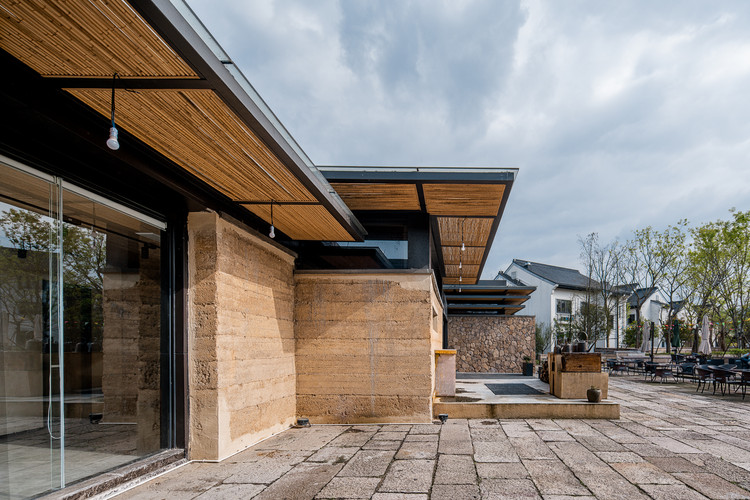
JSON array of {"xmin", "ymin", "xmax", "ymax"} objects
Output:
[
  {"xmin": 0, "ymin": 0, "xmax": 359, "ymax": 241},
  {"xmin": 0, "ymin": 0, "xmax": 196, "ymax": 78},
  {"xmin": 325, "ymin": 168, "xmax": 517, "ymax": 285}
]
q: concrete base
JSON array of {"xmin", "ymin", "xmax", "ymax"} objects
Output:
[
  {"xmin": 435, "ymin": 374, "xmax": 620, "ymax": 420},
  {"xmin": 433, "ymin": 400, "xmax": 620, "ymax": 419}
]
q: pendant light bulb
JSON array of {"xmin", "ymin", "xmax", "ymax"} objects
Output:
[
  {"xmin": 107, "ymin": 73, "xmax": 120, "ymax": 151},
  {"xmin": 461, "ymin": 242, "xmax": 465, "ymax": 252},
  {"xmin": 459, "ymin": 275, "xmax": 462, "ymax": 283},
  {"xmin": 459, "ymin": 261, "xmax": 462, "ymax": 270},
  {"xmin": 268, "ymin": 200, "xmax": 275, "ymax": 238},
  {"xmin": 107, "ymin": 126, "xmax": 120, "ymax": 150}
]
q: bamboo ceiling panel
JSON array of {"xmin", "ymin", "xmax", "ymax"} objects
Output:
[
  {"xmin": 423, "ymin": 184, "xmax": 504, "ymax": 216},
  {"xmin": 66, "ymin": 88, "xmax": 317, "ymax": 203},
  {"xmin": 0, "ymin": 0, "xmax": 197, "ymax": 78},
  {"xmin": 329, "ymin": 183, "xmax": 420, "ymax": 211},
  {"xmin": 243, "ymin": 203, "xmax": 354, "ymax": 241},
  {"xmin": 443, "ymin": 277, "xmax": 477, "ymax": 285},
  {"xmin": 445, "ymin": 264, "xmax": 480, "ymax": 279},
  {"xmin": 437, "ymin": 217, "xmax": 493, "ymax": 247},
  {"xmin": 442, "ymin": 246, "xmax": 483, "ymax": 266}
]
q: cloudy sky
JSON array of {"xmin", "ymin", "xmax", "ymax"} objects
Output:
[{"xmin": 187, "ymin": 0, "xmax": 750, "ymax": 278}]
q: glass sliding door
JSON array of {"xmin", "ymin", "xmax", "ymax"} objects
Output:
[
  {"xmin": 59, "ymin": 185, "xmax": 165, "ymax": 484},
  {"xmin": 0, "ymin": 161, "xmax": 62, "ymax": 499},
  {"xmin": 0, "ymin": 156, "xmax": 170, "ymax": 499}
]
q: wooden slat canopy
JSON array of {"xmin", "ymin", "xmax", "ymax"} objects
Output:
[
  {"xmin": 322, "ymin": 167, "xmax": 517, "ymax": 285},
  {"xmin": 0, "ymin": 0, "xmax": 363, "ymax": 241},
  {"xmin": 444, "ymin": 281, "xmax": 535, "ymax": 316}
]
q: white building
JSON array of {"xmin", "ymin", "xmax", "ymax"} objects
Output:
[{"xmin": 502, "ymin": 260, "xmax": 628, "ymax": 349}]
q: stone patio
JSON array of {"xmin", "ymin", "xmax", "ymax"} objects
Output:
[{"xmin": 112, "ymin": 376, "xmax": 750, "ymax": 499}]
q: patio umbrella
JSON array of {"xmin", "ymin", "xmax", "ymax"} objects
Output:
[
  {"xmin": 698, "ymin": 315, "xmax": 712, "ymax": 355},
  {"xmin": 640, "ymin": 321, "xmax": 651, "ymax": 352},
  {"xmin": 671, "ymin": 320, "xmax": 681, "ymax": 349}
]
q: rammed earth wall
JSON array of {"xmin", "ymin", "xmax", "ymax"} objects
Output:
[
  {"xmin": 448, "ymin": 315, "xmax": 535, "ymax": 373},
  {"xmin": 187, "ymin": 212, "xmax": 297, "ymax": 461},
  {"xmin": 294, "ymin": 271, "xmax": 443, "ymax": 424}
]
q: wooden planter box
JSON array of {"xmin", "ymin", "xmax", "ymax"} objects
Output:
[{"xmin": 549, "ymin": 353, "xmax": 608, "ymax": 399}]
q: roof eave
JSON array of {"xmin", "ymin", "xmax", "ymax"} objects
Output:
[{"xmin": 129, "ymin": 0, "xmax": 366, "ymax": 240}]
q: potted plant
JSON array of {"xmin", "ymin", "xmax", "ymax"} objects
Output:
[
  {"xmin": 587, "ymin": 385, "xmax": 602, "ymax": 403},
  {"xmin": 522, "ymin": 356, "xmax": 534, "ymax": 376}
]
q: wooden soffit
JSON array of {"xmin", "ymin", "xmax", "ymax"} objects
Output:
[
  {"xmin": 0, "ymin": 0, "xmax": 362, "ymax": 241},
  {"xmin": 320, "ymin": 167, "xmax": 517, "ymax": 285},
  {"xmin": 330, "ymin": 183, "xmax": 421, "ymax": 211}
]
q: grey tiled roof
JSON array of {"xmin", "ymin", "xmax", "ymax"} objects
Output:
[{"xmin": 511, "ymin": 259, "xmax": 599, "ymax": 290}]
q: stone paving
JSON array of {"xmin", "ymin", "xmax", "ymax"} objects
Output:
[{"xmin": 116, "ymin": 376, "xmax": 750, "ymax": 499}]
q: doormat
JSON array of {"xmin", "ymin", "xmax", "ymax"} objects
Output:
[{"xmin": 485, "ymin": 383, "xmax": 546, "ymax": 396}]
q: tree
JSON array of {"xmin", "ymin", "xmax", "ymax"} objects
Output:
[
  {"xmin": 656, "ymin": 220, "xmax": 690, "ymax": 353},
  {"xmin": 579, "ymin": 233, "xmax": 626, "ymax": 347},
  {"xmin": 621, "ymin": 226, "xmax": 672, "ymax": 330},
  {"xmin": 0, "ymin": 208, "xmax": 105, "ymax": 349}
]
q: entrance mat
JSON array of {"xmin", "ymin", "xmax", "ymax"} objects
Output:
[{"xmin": 485, "ymin": 383, "xmax": 546, "ymax": 396}]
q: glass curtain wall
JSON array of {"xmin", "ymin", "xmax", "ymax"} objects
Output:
[{"xmin": 0, "ymin": 158, "xmax": 170, "ymax": 499}]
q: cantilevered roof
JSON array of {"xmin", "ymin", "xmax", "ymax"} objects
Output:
[
  {"xmin": 445, "ymin": 280, "xmax": 534, "ymax": 316},
  {"xmin": 320, "ymin": 166, "xmax": 517, "ymax": 285},
  {"xmin": 0, "ymin": 0, "xmax": 364, "ymax": 241}
]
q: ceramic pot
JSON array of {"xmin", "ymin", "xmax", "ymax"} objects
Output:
[{"xmin": 587, "ymin": 388, "xmax": 602, "ymax": 403}]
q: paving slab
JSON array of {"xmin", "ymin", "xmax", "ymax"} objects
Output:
[
  {"xmin": 430, "ymin": 484, "xmax": 479, "ymax": 499},
  {"xmin": 523, "ymin": 458, "xmax": 591, "ymax": 496},
  {"xmin": 610, "ymin": 461, "xmax": 680, "ymax": 485},
  {"xmin": 673, "ymin": 472, "xmax": 750, "ymax": 500},
  {"xmin": 479, "ymin": 478, "xmax": 541, "ymax": 499},
  {"xmin": 638, "ymin": 484, "xmax": 710, "ymax": 500},
  {"xmin": 394, "ymin": 440, "xmax": 437, "ymax": 460},
  {"xmin": 473, "ymin": 440, "xmax": 520, "ymax": 463},
  {"xmin": 377, "ymin": 459, "xmax": 434, "ymax": 494},
  {"xmin": 253, "ymin": 462, "xmax": 343, "ymax": 500},
  {"xmin": 433, "ymin": 454, "xmax": 477, "ymax": 484},
  {"xmin": 437, "ymin": 420, "xmax": 473, "ymax": 455},
  {"xmin": 307, "ymin": 446, "xmax": 361, "ymax": 464},
  {"xmin": 338, "ymin": 450, "xmax": 396, "ymax": 477},
  {"xmin": 509, "ymin": 434, "xmax": 557, "ymax": 459},
  {"xmin": 475, "ymin": 462, "xmax": 530, "ymax": 479},
  {"xmin": 315, "ymin": 477, "xmax": 380, "ymax": 499}
]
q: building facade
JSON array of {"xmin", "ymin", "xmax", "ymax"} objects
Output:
[
  {"xmin": 503, "ymin": 260, "xmax": 629, "ymax": 349},
  {"xmin": 0, "ymin": 1, "xmax": 525, "ymax": 497}
]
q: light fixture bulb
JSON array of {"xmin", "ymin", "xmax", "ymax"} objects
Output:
[
  {"xmin": 461, "ymin": 242, "xmax": 465, "ymax": 252},
  {"xmin": 459, "ymin": 276, "xmax": 462, "ymax": 282},
  {"xmin": 459, "ymin": 287, "xmax": 462, "ymax": 292},
  {"xmin": 459, "ymin": 261, "xmax": 462, "ymax": 269},
  {"xmin": 269, "ymin": 224, "xmax": 275, "ymax": 239},
  {"xmin": 106, "ymin": 127, "xmax": 120, "ymax": 150}
]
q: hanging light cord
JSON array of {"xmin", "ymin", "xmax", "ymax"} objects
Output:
[{"xmin": 110, "ymin": 73, "xmax": 119, "ymax": 128}]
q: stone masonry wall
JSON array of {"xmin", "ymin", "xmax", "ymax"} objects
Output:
[
  {"xmin": 295, "ymin": 271, "xmax": 442, "ymax": 424},
  {"xmin": 448, "ymin": 316, "xmax": 535, "ymax": 373},
  {"xmin": 188, "ymin": 212, "xmax": 296, "ymax": 461}
]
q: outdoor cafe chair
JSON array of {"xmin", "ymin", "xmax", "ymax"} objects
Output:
[
  {"xmin": 643, "ymin": 361, "xmax": 658, "ymax": 380},
  {"xmin": 711, "ymin": 367, "xmax": 734, "ymax": 396},
  {"xmin": 676, "ymin": 362, "xmax": 697, "ymax": 383},
  {"xmin": 652, "ymin": 364, "xmax": 676, "ymax": 384},
  {"xmin": 694, "ymin": 366, "xmax": 714, "ymax": 393},
  {"xmin": 728, "ymin": 370, "xmax": 750, "ymax": 399}
]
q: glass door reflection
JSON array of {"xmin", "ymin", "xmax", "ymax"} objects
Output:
[{"xmin": 0, "ymin": 163, "xmax": 62, "ymax": 499}]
